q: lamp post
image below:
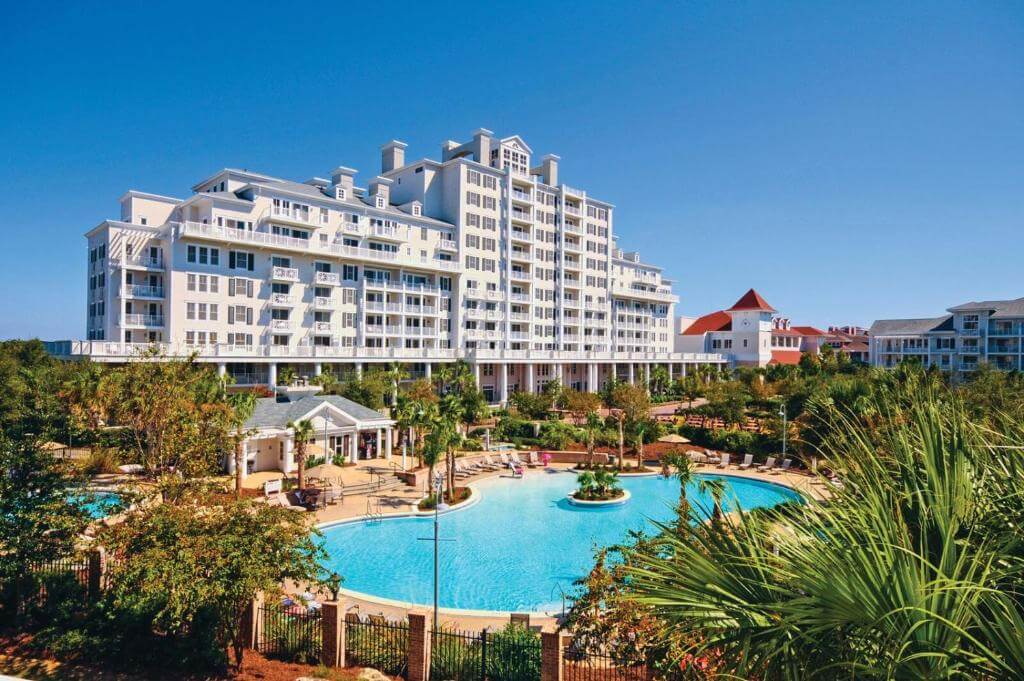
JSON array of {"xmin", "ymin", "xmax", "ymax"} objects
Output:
[
  {"xmin": 778, "ymin": 404, "xmax": 787, "ymax": 459},
  {"xmin": 418, "ymin": 471, "xmax": 450, "ymax": 634}
]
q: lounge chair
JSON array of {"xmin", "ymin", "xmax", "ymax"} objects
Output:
[
  {"xmin": 480, "ymin": 455, "xmax": 501, "ymax": 470},
  {"xmin": 510, "ymin": 452, "xmax": 525, "ymax": 467},
  {"xmin": 499, "ymin": 453, "xmax": 512, "ymax": 467},
  {"xmin": 525, "ymin": 452, "xmax": 540, "ymax": 468},
  {"xmin": 738, "ymin": 454, "xmax": 754, "ymax": 470},
  {"xmin": 275, "ymin": 492, "xmax": 307, "ymax": 511},
  {"xmin": 717, "ymin": 453, "xmax": 731, "ymax": 469},
  {"xmin": 756, "ymin": 456, "xmax": 777, "ymax": 473},
  {"xmin": 770, "ymin": 458, "xmax": 792, "ymax": 475},
  {"xmin": 454, "ymin": 461, "xmax": 474, "ymax": 479}
]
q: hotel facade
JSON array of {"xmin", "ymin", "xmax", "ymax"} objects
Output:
[
  {"xmin": 869, "ymin": 297, "xmax": 1024, "ymax": 374},
  {"xmin": 56, "ymin": 128, "xmax": 726, "ymax": 403}
]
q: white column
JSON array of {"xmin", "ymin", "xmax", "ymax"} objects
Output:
[
  {"xmin": 240, "ymin": 441, "xmax": 248, "ymax": 480},
  {"xmin": 268, "ymin": 362, "xmax": 278, "ymax": 387},
  {"xmin": 627, "ymin": 363, "xmax": 635, "ymax": 384},
  {"xmin": 553, "ymin": 363, "xmax": 562, "ymax": 386},
  {"xmin": 349, "ymin": 431, "xmax": 358, "ymax": 464},
  {"xmin": 385, "ymin": 427, "xmax": 393, "ymax": 460},
  {"xmin": 217, "ymin": 363, "xmax": 227, "ymax": 377},
  {"xmin": 668, "ymin": 363, "xmax": 674, "ymax": 383},
  {"xmin": 645, "ymin": 363, "xmax": 651, "ymax": 389},
  {"xmin": 314, "ymin": 363, "xmax": 322, "ymax": 376},
  {"xmin": 473, "ymin": 362, "xmax": 481, "ymax": 387},
  {"xmin": 682, "ymin": 362, "xmax": 688, "ymax": 377},
  {"xmin": 283, "ymin": 436, "xmax": 294, "ymax": 474},
  {"xmin": 526, "ymin": 363, "xmax": 535, "ymax": 393},
  {"xmin": 425, "ymin": 363, "xmax": 432, "ymax": 381},
  {"xmin": 355, "ymin": 363, "xmax": 363, "ymax": 380},
  {"xmin": 499, "ymin": 363, "xmax": 509, "ymax": 405},
  {"xmin": 375, "ymin": 429, "xmax": 383, "ymax": 459}
]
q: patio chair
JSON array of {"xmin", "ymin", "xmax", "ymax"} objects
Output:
[
  {"xmin": 454, "ymin": 461, "xmax": 474, "ymax": 480},
  {"xmin": 510, "ymin": 452, "xmax": 525, "ymax": 467},
  {"xmin": 704, "ymin": 449, "xmax": 721, "ymax": 464},
  {"xmin": 498, "ymin": 453, "xmax": 512, "ymax": 467},
  {"xmin": 480, "ymin": 455, "xmax": 501, "ymax": 470},
  {"xmin": 757, "ymin": 456, "xmax": 777, "ymax": 473},
  {"xmin": 717, "ymin": 453, "xmax": 731, "ymax": 469},
  {"xmin": 738, "ymin": 454, "xmax": 754, "ymax": 470},
  {"xmin": 770, "ymin": 458, "xmax": 792, "ymax": 475},
  {"xmin": 525, "ymin": 452, "xmax": 540, "ymax": 468}
]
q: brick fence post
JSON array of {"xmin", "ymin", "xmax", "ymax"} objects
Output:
[
  {"xmin": 86, "ymin": 547, "xmax": 106, "ymax": 601},
  {"xmin": 407, "ymin": 610, "xmax": 431, "ymax": 681},
  {"xmin": 240, "ymin": 591, "xmax": 264, "ymax": 652},
  {"xmin": 541, "ymin": 628, "xmax": 564, "ymax": 681},
  {"xmin": 321, "ymin": 600, "xmax": 345, "ymax": 668}
]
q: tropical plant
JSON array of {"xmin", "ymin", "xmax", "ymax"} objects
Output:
[
  {"xmin": 228, "ymin": 391, "xmax": 257, "ymax": 496},
  {"xmin": 623, "ymin": 389, "xmax": 1024, "ymax": 679},
  {"xmin": 286, "ymin": 418, "xmax": 315, "ymax": 490},
  {"xmin": 276, "ymin": 366, "xmax": 298, "ymax": 387}
]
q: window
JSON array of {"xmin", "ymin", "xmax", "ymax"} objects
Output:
[
  {"xmin": 483, "ymin": 196, "xmax": 496, "ymax": 211},
  {"xmin": 342, "ymin": 288, "xmax": 356, "ymax": 304},
  {"xmin": 342, "ymin": 265, "xmax": 359, "ymax": 281},
  {"xmin": 228, "ymin": 278, "xmax": 254, "ymax": 297},
  {"xmin": 229, "ymin": 251, "xmax": 254, "ymax": 271}
]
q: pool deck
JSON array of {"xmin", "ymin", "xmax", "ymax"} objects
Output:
[{"xmin": 298, "ymin": 458, "xmax": 826, "ymax": 629}]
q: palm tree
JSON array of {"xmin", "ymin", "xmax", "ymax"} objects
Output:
[
  {"xmin": 634, "ymin": 423, "xmax": 646, "ymax": 471},
  {"xmin": 383, "ymin": 362, "xmax": 409, "ymax": 407},
  {"xmin": 663, "ymin": 452, "xmax": 695, "ymax": 520},
  {"xmin": 277, "ymin": 366, "xmax": 298, "ymax": 387},
  {"xmin": 625, "ymin": 392, "xmax": 1024, "ymax": 679},
  {"xmin": 696, "ymin": 476, "xmax": 726, "ymax": 524},
  {"xmin": 286, "ymin": 418, "xmax": 315, "ymax": 489},
  {"xmin": 229, "ymin": 391, "xmax": 257, "ymax": 497}
]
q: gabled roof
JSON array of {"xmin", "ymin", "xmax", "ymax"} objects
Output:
[
  {"xmin": 868, "ymin": 315, "xmax": 953, "ymax": 336},
  {"xmin": 727, "ymin": 289, "xmax": 776, "ymax": 313},
  {"xmin": 682, "ymin": 310, "xmax": 732, "ymax": 335},
  {"xmin": 947, "ymin": 297, "xmax": 1024, "ymax": 314},
  {"xmin": 769, "ymin": 350, "xmax": 803, "ymax": 365},
  {"xmin": 500, "ymin": 135, "xmax": 533, "ymax": 154},
  {"xmin": 791, "ymin": 325, "xmax": 826, "ymax": 336},
  {"xmin": 245, "ymin": 394, "xmax": 391, "ymax": 430}
]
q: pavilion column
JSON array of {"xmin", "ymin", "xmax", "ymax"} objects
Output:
[
  {"xmin": 268, "ymin": 362, "xmax": 278, "ymax": 387},
  {"xmin": 668, "ymin": 363, "xmax": 674, "ymax": 383},
  {"xmin": 473, "ymin": 363, "xmax": 481, "ymax": 387},
  {"xmin": 385, "ymin": 427, "xmax": 393, "ymax": 460},
  {"xmin": 526, "ymin": 363, "xmax": 535, "ymax": 394},
  {"xmin": 499, "ymin": 364, "xmax": 509, "ymax": 405},
  {"xmin": 587, "ymin": 364, "xmax": 597, "ymax": 392},
  {"xmin": 283, "ymin": 436, "xmax": 295, "ymax": 474},
  {"xmin": 349, "ymin": 431, "xmax": 358, "ymax": 464},
  {"xmin": 375, "ymin": 429, "xmax": 383, "ymax": 459},
  {"xmin": 240, "ymin": 440, "xmax": 249, "ymax": 480}
]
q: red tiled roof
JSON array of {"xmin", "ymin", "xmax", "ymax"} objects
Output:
[
  {"xmin": 769, "ymin": 350, "xmax": 803, "ymax": 365},
  {"xmin": 727, "ymin": 288, "xmax": 776, "ymax": 312},
  {"xmin": 771, "ymin": 328, "xmax": 803, "ymax": 337},
  {"xmin": 842, "ymin": 341, "xmax": 869, "ymax": 352},
  {"xmin": 791, "ymin": 325, "xmax": 826, "ymax": 336},
  {"xmin": 682, "ymin": 310, "xmax": 732, "ymax": 335}
]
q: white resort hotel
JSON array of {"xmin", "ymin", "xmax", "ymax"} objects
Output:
[{"xmin": 53, "ymin": 128, "xmax": 726, "ymax": 405}]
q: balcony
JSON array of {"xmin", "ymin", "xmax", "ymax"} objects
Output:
[
  {"xmin": 510, "ymin": 270, "xmax": 531, "ymax": 282},
  {"xmin": 510, "ymin": 250, "xmax": 532, "ymax": 262},
  {"xmin": 989, "ymin": 324, "xmax": 1021, "ymax": 336},
  {"xmin": 509, "ymin": 312, "xmax": 530, "ymax": 322},
  {"xmin": 270, "ymin": 293, "xmax": 295, "ymax": 307},
  {"xmin": 511, "ymin": 208, "xmax": 532, "ymax": 224},
  {"xmin": 269, "ymin": 319, "xmax": 293, "ymax": 332},
  {"xmin": 272, "ymin": 266, "xmax": 300, "ymax": 282},
  {"xmin": 563, "ymin": 241, "xmax": 582, "ymax": 253},
  {"xmin": 365, "ymin": 301, "xmax": 385, "ymax": 312},
  {"xmin": 563, "ymin": 205, "xmax": 582, "ymax": 217},
  {"xmin": 510, "ymin": 293, "xmax": 530, "ymax": 303},
  {"xmin": 125, "ymin": 284, "xmax": 164, "ymax": 298},
  {"xmin": 314, "ymin": 296, "xmax": 333, "ymax": 309},
  {"xmin": 563, "ymin": 222, "xmax": 582, "ymax": 235},
  {"xmin": 511, "ymin": 189, "xmax": 532, "ymax": 203},
  {"xmin": 961, "ymin": 327, "xmax": 981, "ymax": 337},
  {"xmin": 438, "ymin": 239, "xmax": 458, "ymax": 251},
  {"xmin": 313, "ymin": 321, "xmax": 333, "ymax": 333},
  {"xmin": 365, "ymin": 325, "xmax": 385, "ymax": 334},
  {"xmin": 120, "ymin": 254, "xmax": 164, "ymax": 270},
  {"xmin": 562, "ymin": 185, "xmax": 584, "ymax": 197},
  {"xmin": 315, "ymin": 271, "xmax": 341, "ymax": 286},
  {"xmin": 511, "ymin": 229, "xmax": 531, "ymax": 242},
  {"xmin": 122, "ymin": 313, "xmax": 164, "ymax": 327},
  {"xmin": 385, "ymin": 325, "xmax": 403, "ymax": 335},
  {"xmin": 270, "ymin": 205, "xmax": 322, "ymax": 229},
  {"xmin": 175, "ymin": 222, "xmax": 460, "ymax": 273}
]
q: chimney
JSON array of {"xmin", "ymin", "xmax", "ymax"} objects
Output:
[
  {"xmin": 537, "ymin": 154, "xmax": 560, "ymax": 186},
  {"xmin": 381, "ymin": 140, "xmax": 407, "ymax": 173},
  {"xmin": 330, "ymin": 166, "xmax": 357, "ymax": 200},
  {"xmin": 471, "ymin": 128, "xmax": 493, "ymax": 164},
  {"xmin": 368, "ymin": 176, "xmax": 392, "ymax": 206}
]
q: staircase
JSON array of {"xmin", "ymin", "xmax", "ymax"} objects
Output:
[{"xmin": 339, "ymin": 471, "xmax": 407, "ymax": 498}]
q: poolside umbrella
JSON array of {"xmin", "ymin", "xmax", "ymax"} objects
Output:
[
  {"xmin": 658, "ymin": 434, "xmax": 691, "ymax": 444},
  {"xmin": 305, "ymin": 462, "xmax": 347, "ymax": 484}
]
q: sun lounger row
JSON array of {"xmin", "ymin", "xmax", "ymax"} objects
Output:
[{"xmin": 711, "ymin": 453, "xmax": 793, "ymax": 475}]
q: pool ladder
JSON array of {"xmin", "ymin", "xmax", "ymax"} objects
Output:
[{"xmin": 365, "ymin": 497, "xmax": 383, "ymax": 523}]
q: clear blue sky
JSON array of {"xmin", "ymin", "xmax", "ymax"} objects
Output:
[{"xmin": 1, "ymin": 1, "xmax": 1021, "ymax": 339}]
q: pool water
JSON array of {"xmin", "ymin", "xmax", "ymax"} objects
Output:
[
  {"xmin": 319, "ymin": 471, "xmax": 801, "ymax": 612},
  {"xmin": 78, "ymin": 491, "xmax": 123, "ymax": 519}
]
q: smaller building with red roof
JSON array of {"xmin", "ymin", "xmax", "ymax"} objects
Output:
[{"xmin": 675, "ymin": 289, "xmax": 841, "ymax": 367}]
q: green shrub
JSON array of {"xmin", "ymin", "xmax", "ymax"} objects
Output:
[
  {"xmin": 539, "ymin": 421, "xmax": 581, "ymax": 450},
  {"xmin": 81, "ymin": 447, "xmax": 119, "ymax": 475}
]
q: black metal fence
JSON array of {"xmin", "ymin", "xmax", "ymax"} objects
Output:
[
  {"xmin": 430, "ymin": 624, "xmax": 541, "ymax": 681},
  {"xmin": 257, "ymin": 604, "xmax": 322, "ymax": 664},
  {"xmin": 13, "ymin": 556, "xmax": 94, "ymax": 617},
  {"xmin": 345, "ymin": 616, "xmax": 409, "ymax": 678},
  {"xmin": 563, "ymin": 648, "xmax": 648, "ymax": 681}
]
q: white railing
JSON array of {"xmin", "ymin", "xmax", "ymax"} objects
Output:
[
  {"xmin": 175, "ymin": 221, "xmax": 459, "ymax": 272},
  {"xmin": 121, "ymin": 254, "xmax": 163, "ymax": 269},
  {"xmin": 372, "ymin": 224, "xmax": 400, "ymax": 239},
  {"xmin": 385, "ymin": 325, "xmax": 403, "ymax": 335},
  {"xmin": 511, "ymin": 230, "xmax": 531, "ymax": 241},
  {"xmin": 270, "ymin": 293, "xmax": 294, "ymax": 305},
  {"xmin": 271, "ymin": 266, "xmax": 299, "ymax": 281},
  {"xmin": 270, "ymin": 319, "xmax": 292, "ymax": 331},
  {"xmin": 270, "ymin": 205, "xmax": 312, "ymax": 224},
  {"xmin": 314, "ymin": 296, "xmax": 332, "ymax": 308},
  {"xmin": 51, "ymin": 341, "xmax": 729, "ymax": 365},
  {"xmin": 563, "ymin": 205, "xmax": 582, "ymax": 216},
  {"xmin": 563, "ymin": 222, "xmax": 582, "ymax": 234},
  {"xmin": 122, "ymin": 314, "xmax": 164, "ymax": 327},
  {"xmin": 126, "ymin": 285, "xmax": 164, "ymax": 298},
  {"xmin": 562, "ymin": 184, "xmax": 584, "ymax": 197},
  {"xmin": 365, "ymin": 301, "xmax": 385, "ymax": 312},
  {"xmin": 315, "ymin": 271, "xmax": 340, "ymax": 286},
  {"xmin": 563, "ymin": 242, "xmax": 582, "ymax": 252},
  {"xmin": 438, "ymin": 240, "xmax": 458, "ymax": 250},
  {"xmin": 510, "ymin": 270, "xmax": 531, "ymax": 281},
  {"xmin": 365, "ymin": 325, "xmax": 385, "ymax": 334},
  {"xmin": 386, "ymin": 303, "xmax": 403, "ymax": 313},
  {"xmin": 314, "ymin": 321, "xmax": 333, "ymax": 333}
]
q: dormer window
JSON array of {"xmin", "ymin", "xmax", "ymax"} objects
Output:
[
  {"xmin": 412, "ymin": 205, "xmax": 421, "ymax": 216},
  {"xmin": 376, "ymin": 197, "xmax": 385, "ymax": 209},
  {"xmin": 335, "ymin": 187, "xmax": 347, "ymax": 200}
]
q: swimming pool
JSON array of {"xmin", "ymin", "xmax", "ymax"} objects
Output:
[
  {"xmin": 78, "ymin": 491, "xmax": 123, "ymax": 519},
  {"xmin": 319, "ymin": 470, "xmax": 801, "ymax": 613}
]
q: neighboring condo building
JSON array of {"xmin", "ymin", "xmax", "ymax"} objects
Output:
[
  {"xmin": 869, "ymin": 297, "xmax": 1024, "ymax": 373},
  {"xmin": 824, "ymin": 325, "xmax": 870, "ymax": 364},
  {"xmin": 56, "ymin": 128, "xmax": 726, "ymax": 403},
  {"xmin": 675, "ymin": 288, "xmax": 831, "ymax": 367}
]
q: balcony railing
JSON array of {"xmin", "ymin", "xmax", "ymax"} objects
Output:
[
  {"xmin": 271, "ymin": 266, "xmax": 299, "ymax": 282},
  {"xmin": 121, "ymin": 254, "xmax": 163, "ymax": 269},
  {"xmin": 314, "ymin": 321, "xmax": 333, "ymax": 333},
  {"xmin": 314, "ymin": 296, "xmax": 332, "ymax": 308},
  {"xmin": 122, "ymin": 314, "xmax": 164, "ymax": 327},
  {"xmin": 270, "ymin": 293, "xmax": 295, "ymax": 306},
  {"xmin": 315, "ymin": 271, "xmax": 340, "ymax": 286},
  {"xmin": 126, "ymin": 284, "xmax": 164, "ymax": 298},
  {"xmin": 269, "ymin": 319, "xmax": 292, "ymax": 331}
]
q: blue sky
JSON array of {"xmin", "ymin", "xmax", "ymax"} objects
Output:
[{"xmin": 1, "ymin": 1, "xmax": 1021, "ymax": 339}]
